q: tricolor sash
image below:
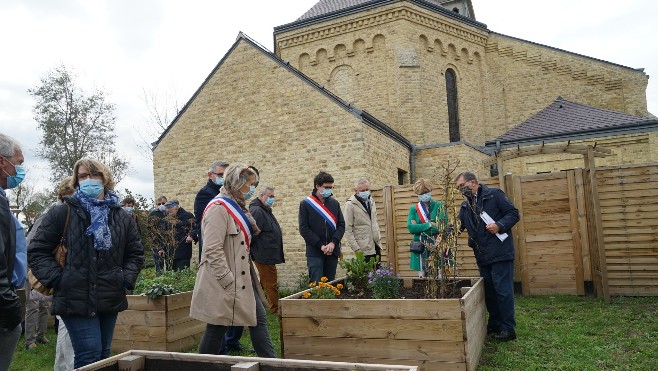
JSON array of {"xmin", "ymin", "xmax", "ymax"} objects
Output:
[
  {"xmin": 416, "ymin": 201, "xmax": 430, "ymax": 224},
  {"xmin": 305, "ymin": 195, "xmax": 337, "ymax": 231},
  {"xmin": 203, "ymin": 196, "xmax": 254, "ymax": 249}
]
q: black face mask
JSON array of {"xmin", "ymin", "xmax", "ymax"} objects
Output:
[{"xmin": 459, "ymin": 184, "xmax": 474, "ymax": 197}]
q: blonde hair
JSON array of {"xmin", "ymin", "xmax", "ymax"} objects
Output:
[
  {"xmin": 413, "ymin": 178, "xmax": 433, "ymax": 195},
  {"xmin": 57, "ymin": 176, "xmax": 75, "ymax": 200},
  {"xmin": 72, "ymin": 158, "xmax": 115, "ymax": 190},
  {"xmin": 223, "ymin": 163, "xmax": 259, "ymax": 194}
]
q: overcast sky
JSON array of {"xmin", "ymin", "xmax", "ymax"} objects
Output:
[{"xmin": 1, "ymin": 0, "xmax": 656, "ymax": 200}]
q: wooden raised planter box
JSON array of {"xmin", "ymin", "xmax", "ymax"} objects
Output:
[
  {"xmin": 280, "ymin": 277, "xmax": 486, "ymax": 371},
  {"xmin": 112, "ymin": 291, "xmax": 205, "ymax": 352},
  {"xmin": 79, "ymin": 350, "xmax": 419, "ymax": 371}
]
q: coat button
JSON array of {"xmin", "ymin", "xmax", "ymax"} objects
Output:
[
  {"xmin": 237, "ymin": 228, "xmax": 240, "ymax": 233},
  {"xmin": 241, "ymin": 271, "xmax": 245, "ymax": 275},
  {"xmin": 241, "ymin": 285, "xmax": 246, "ymax": 289},
  {"xmin": 241, "ymin": 241, "xmax": 245, "ymax": 245},
  {"xmin": 241, "ymin": 256, "xmax": 245, "ymax": 260},
  {"xmin": 91, "ymin": 312, "xmax": 96, "ymax": 316}
]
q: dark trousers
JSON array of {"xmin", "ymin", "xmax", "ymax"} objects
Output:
[
  {"xmin": 198, "ymin": 285, "xmax": 275, "ymax": 357},
  {"xmin": 152, "ymin": 248, "xmax": 163, "ymax": 273},
  {"xmin": 307, "ymin": 254, "xmax": 338, "ymax": 283},
  {"xmin": 173, "ymin": 257, "xmax": 190, "ymax": 271},
  {"xmin": 219, "ymin": 326, "xmax": 244, "ymax": 354},
  {"xmin": 478, "ymin": 260, "xmax": 516, "ymax": 332},
  {"xmin": 61, "ymin": 313, "xmax": 118, "ymax": 368}
]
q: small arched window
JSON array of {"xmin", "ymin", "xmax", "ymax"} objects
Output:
[{"xmin": 445, "ymin": 68, "xmax": 460, "ymax": 142}]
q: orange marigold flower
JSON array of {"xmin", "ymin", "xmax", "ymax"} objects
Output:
[
  {"xmin": 302, "ymin": 292, "xmax": 311, "ymax": 298},
  {"xmin": 336, "ymin": 284, "xmax": 344, "ymax": 289},
  {"xmin": 320, "ymin": 276, "xmax": 328, "ymax": 282},
  {"xmin": 309, "ymin": 282, "xmax": 316, "ymax": 287}
]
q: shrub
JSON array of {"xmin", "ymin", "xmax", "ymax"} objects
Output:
[
  {"xmin": 339, "ymin": 251, "xmax": 376, "ymax": 295},
  {"xmin": 368, "ymin": 265, "xmax": 401, "ymax": 299},
  {"xmin": 133, "ymin": 267, "xmax": 196, "ymax": 298}
]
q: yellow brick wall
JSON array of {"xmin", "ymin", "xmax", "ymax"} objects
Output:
[
  {"xmin": 502, "ymin": 133, "xmax": 658, "ymax": 175},
  {"xmin": 414, "ymin": 144, "xmax": 491, "ymax": 181},
  {"xmin": 153, "ymin": 39, "xmax": 411, "ymax": 287},
  {"xmin": 275, "ymin": 1, "xmax": 650, "ymax": 149}
]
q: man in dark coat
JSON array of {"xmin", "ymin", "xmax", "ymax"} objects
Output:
[
  {"xmin": 299, "ymin": 171, "xmax": 346, "ymax": 283},
  {"xmin": 249, "ymin": 186, "xmax": 285, "ymax": 314},
  {"xmin": 0, "ymin": 133, "xmax": 23, "ymax": 370},
  {"xmin": 192, "ymin": 161, "xmax": 229, "ymax": 262},
  {"xmin": 161, "ymin": 199, "xmax": 195, "ymax": 271},
  {"xmin": 147, "ymin": 195, "xmax": 169, "ymax": 273},
  {"xmin": 456, "ymin": 171, "xmax": 520, "ymax": 341}
]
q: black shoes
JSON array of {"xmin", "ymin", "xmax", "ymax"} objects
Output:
[{"xmin": 493, "ymin": 330, "xmax": 517, "ymax": 341}]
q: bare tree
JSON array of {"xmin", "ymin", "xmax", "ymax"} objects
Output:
[
  {"xmin": 137, "ymin": 88, "xmax": 181, "ymax": 162},
  {"xmin": 7, "ymin": 176, "xmax": 55, "ymax": 229},
  {"xmin": 28, "ymin": 64, "xmax": 129, "ymax": 183}
]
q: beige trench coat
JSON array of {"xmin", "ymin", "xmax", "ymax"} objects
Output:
[
  {"xmin": 344, "ymin": 194, "xmax": 382, "ymax": 256},
  {"xmin": 189, "ymin": 200, "xmax": 266, "ymax": 326}
]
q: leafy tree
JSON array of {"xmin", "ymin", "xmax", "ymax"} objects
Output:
[{"xmin": 28, "ymin": 64, "xmax": 128, "ymax": 183}]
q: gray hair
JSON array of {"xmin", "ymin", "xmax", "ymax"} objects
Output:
[
  {"xmin": 223, "ymin": 163, "xmax": 258, "ymax": 193},
  {"xmin": 208, "ymin": 161, "xmax": 229, "ymax": 172},
  {"xmin": 354, "ymin": 178, "xmax": 370, "ymax": 188},
  {"xmin": 0, "ymin": 133, "xmax": 21, "ymax": 158},
  {"xmin": 259, "ymin": 186, "xmax": 275, "ymax": 196},
  {"xmin": 455, "ymin": 171, "xmax": 478, "ymax": 183}
]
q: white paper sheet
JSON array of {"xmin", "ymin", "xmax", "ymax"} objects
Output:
[{"xmin": 480, "ymin": 211, "xmax": 508, "ymax": 242}]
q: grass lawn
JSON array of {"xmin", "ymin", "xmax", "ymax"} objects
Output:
[{"xmin": 9, "ymin": 295, "xmax": 657, "ymax": 370}]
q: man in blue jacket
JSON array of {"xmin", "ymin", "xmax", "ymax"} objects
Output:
[
  {"xmin": 299, "ymin": 171, "xmax": 345, "ymax": 283},
  {"xmin": 456, "ymin": 171, "xmax": 519, "ymax": 341}
]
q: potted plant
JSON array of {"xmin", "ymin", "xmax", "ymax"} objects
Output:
[
  {"xmin": 280, "ymin": 159, "xmax": 486, "ymax": 371},
  {"xmin": 112, "ymin": 268, "xmax": 205, "ymax": 352}
]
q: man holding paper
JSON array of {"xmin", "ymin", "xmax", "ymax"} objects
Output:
[{"xmin": 456, "ymin": 171, "xmax": 519, "ymax": 342}]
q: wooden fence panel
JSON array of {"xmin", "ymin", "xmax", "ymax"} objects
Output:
[{"xmin": 596, "ymin": 164, "xmax": 658, "ymax": 296}]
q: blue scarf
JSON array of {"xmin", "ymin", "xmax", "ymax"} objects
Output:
[{"xmin": 74, "ymin": 189, "xmax": 120, "ymax": 251}]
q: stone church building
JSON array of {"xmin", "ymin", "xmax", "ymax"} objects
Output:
[{"xmin": 153, "ymin": 0, "xmax": 656, "ymax": 286}]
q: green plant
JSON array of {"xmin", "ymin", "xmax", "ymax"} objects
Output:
[
  {"xmin": 339, "ymin": 251, "xmax": 376, "ymax": 295},
  {"xmin": 133, "ymin": 267, "xmax": 196, "ymax": 298},
  {"xmin": 302, "ymin": 277, "xmax": 343, "ymax": 299},
  {"xmin": 367, "ymin": 264, "xmax": 401, "ymax": 299}
]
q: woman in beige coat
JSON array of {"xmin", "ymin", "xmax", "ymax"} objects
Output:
[
  {"xmin": 344, "ymin": 179, "xmax": 382, "ymax": 265},
  {"xmin": 190, "ymin": 163, "xmax": 275, "ymax": 357}
]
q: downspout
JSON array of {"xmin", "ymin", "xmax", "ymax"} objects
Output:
[{"xmin": 410, "ymin": 145, "xmax": 417, "ymax": 183}]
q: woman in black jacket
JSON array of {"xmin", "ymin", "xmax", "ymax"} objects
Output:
[{"xmin": 28, "ymin": 158, "xmax": 144, "ymax": 368}]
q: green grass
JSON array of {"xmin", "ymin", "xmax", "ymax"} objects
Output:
[{"xmin": 9, "ymin": 295, "xmax": 657, "ymax": 370}]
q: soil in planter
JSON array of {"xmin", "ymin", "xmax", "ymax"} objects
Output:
[{"xmin": 340, "ymin": 278, "xmax": 472, "ymax": 299}]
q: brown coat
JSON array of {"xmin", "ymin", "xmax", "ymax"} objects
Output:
[
  {"xmin": 344, "ymin": 194, "xmax": 382, "ymax": 256},
  {"xmin": 189, "ymin": 199, "xmax": 265, "ymax": 326}
]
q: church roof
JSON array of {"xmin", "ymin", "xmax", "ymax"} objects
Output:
[
  {"xmin": 487, "ymin": 97, "xmax": 658, "ymax": 148},
  {"xmin": 276, "ymin": 0, "xmax": 486, "ymax": 32}
]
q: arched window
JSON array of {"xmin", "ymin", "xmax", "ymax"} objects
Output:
[{"xmin": 445, "ymin": 68, "xmax": 460, "ymax": 142}]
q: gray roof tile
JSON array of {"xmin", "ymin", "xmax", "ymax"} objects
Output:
[
  {"xmin": 298, "ymin": 0, "xmax": 452, "ymax": 21},
  {"xmin": 493, "ymin": 97, "xmax": 655, "ymax": 143}
]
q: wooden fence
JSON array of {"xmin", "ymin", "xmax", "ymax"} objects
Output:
[{"xmin": 372, "ymin": 163, "xmax": 658, "ymax": 297}]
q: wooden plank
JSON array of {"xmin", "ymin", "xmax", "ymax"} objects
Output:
[
  {"xmin": 588, "ymin": 147, "xmax": 610, "ymax": 302},
  {"xmin": 280, "ymin": 298, "xmax": 462, "ymax": 320},
  {"xmin": 166, "ymin": 291, "xmax": 193, "ymax": 311},
  {"xmin": 116, "ymin": 309, "xmax": 166, "ymax": 326},
  {"xmin": 112, "ymin": 339, "xmax": 166, "ymax": 353},
  {"xmin": 514, "ymin": 175, "xmax": 529, "ymax": 295},
  {"xmin": 567, "ymin": 170, "xmax": 585, "ymax": 295},
  {"xmin": 165, "ymin": 332, "xmax": 204, "ymax": 353},
  {"xmin": 281, "ymin": 317, "xmax": 464, "ymax": 341},
  {"xmin": 166, "ymin": 319, "xmax": 206, "ymax": 342},
  {"xmin": 284, "ymin": 353, "xmax": 463, "ymax": 371},
  {"xmin": 283, "ymin": 336, "xmax": 466, "ymax": 362},
  {"xmin": 524, "ymin": 232, "xmax": 573, "ymax": 243},
  {"xmin": 126, "ymin": 295, "xmax": 166, "ymax": 311},
  {"xmin": 117, "ymin": 355, "xmax": 145, "ymax": 371},
  {"xmin": 460, "ymin": 278, "xmax": 484, "ymax": 318}
]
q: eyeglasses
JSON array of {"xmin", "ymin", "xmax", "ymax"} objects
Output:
[
  {"xmin": 164, "ymin": 203, "xmax": 178, "ymax": 208},
  {"xmin": 78, "ymin": 172, "xmax": 102, "ymax": 180},
  {"xmin": 157, "ymin": 202, "xmax": 166, "ymax": 206},
  {"xmin": 211, "ymin": 172, "xmax": 224, "ymax": 177}
]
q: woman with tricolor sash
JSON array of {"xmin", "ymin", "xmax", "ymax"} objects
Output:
[
  {"xmin": 407, "ymin": 178, "xmax": 448, "ymax": 278},
  {"xmin": 190, "ymin": 163, "xmax": 275, "ymax": 357}
]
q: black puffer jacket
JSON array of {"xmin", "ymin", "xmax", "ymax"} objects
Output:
[
  {"xmin": 28, "ymin": 196, "xmax": 144, "ymax": 317},
  {"xmin": 0, "ymin": 189, "xmax": 20, "ymax": 331}
]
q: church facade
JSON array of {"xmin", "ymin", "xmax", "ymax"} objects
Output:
[{"xmin": 153, "ymin": 0, "xmax": 655, "ymax": 286}]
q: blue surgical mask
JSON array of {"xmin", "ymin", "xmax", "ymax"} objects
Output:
[
  {"xmin": 243, "ymin": 185, "xmax": 256, "ymax": 200},
  {"xmin": 79, "ymin": 179, "xmax": 104, "ymax": 198},
  {"xmin": 158, "ymin": 204, "xmax": 166, "ymax": 212},
  {"xmin": 418, "ymin": 192, "xmax": 432, "ymax": 203},
  {"xmin": 266, "ymin": 197, "xmax": 275, "ymax": 207},
  {"xmin": 2, "ymin": 157, "xmax": 26, "ymax": 189},
  {"xmin": 321, "ymin": 188, "xmax": 333, "ymax": 198},
  {"xmin": 214, "ymin": 176, "xmax": 224, "ymax": 186},
  {"xmin": 123, "ymin": 207, "xmax": 133, "ymax": 213},
  {"xmin": 357, "ymin": 191, "xmax": 370, "ymax": 200}
]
